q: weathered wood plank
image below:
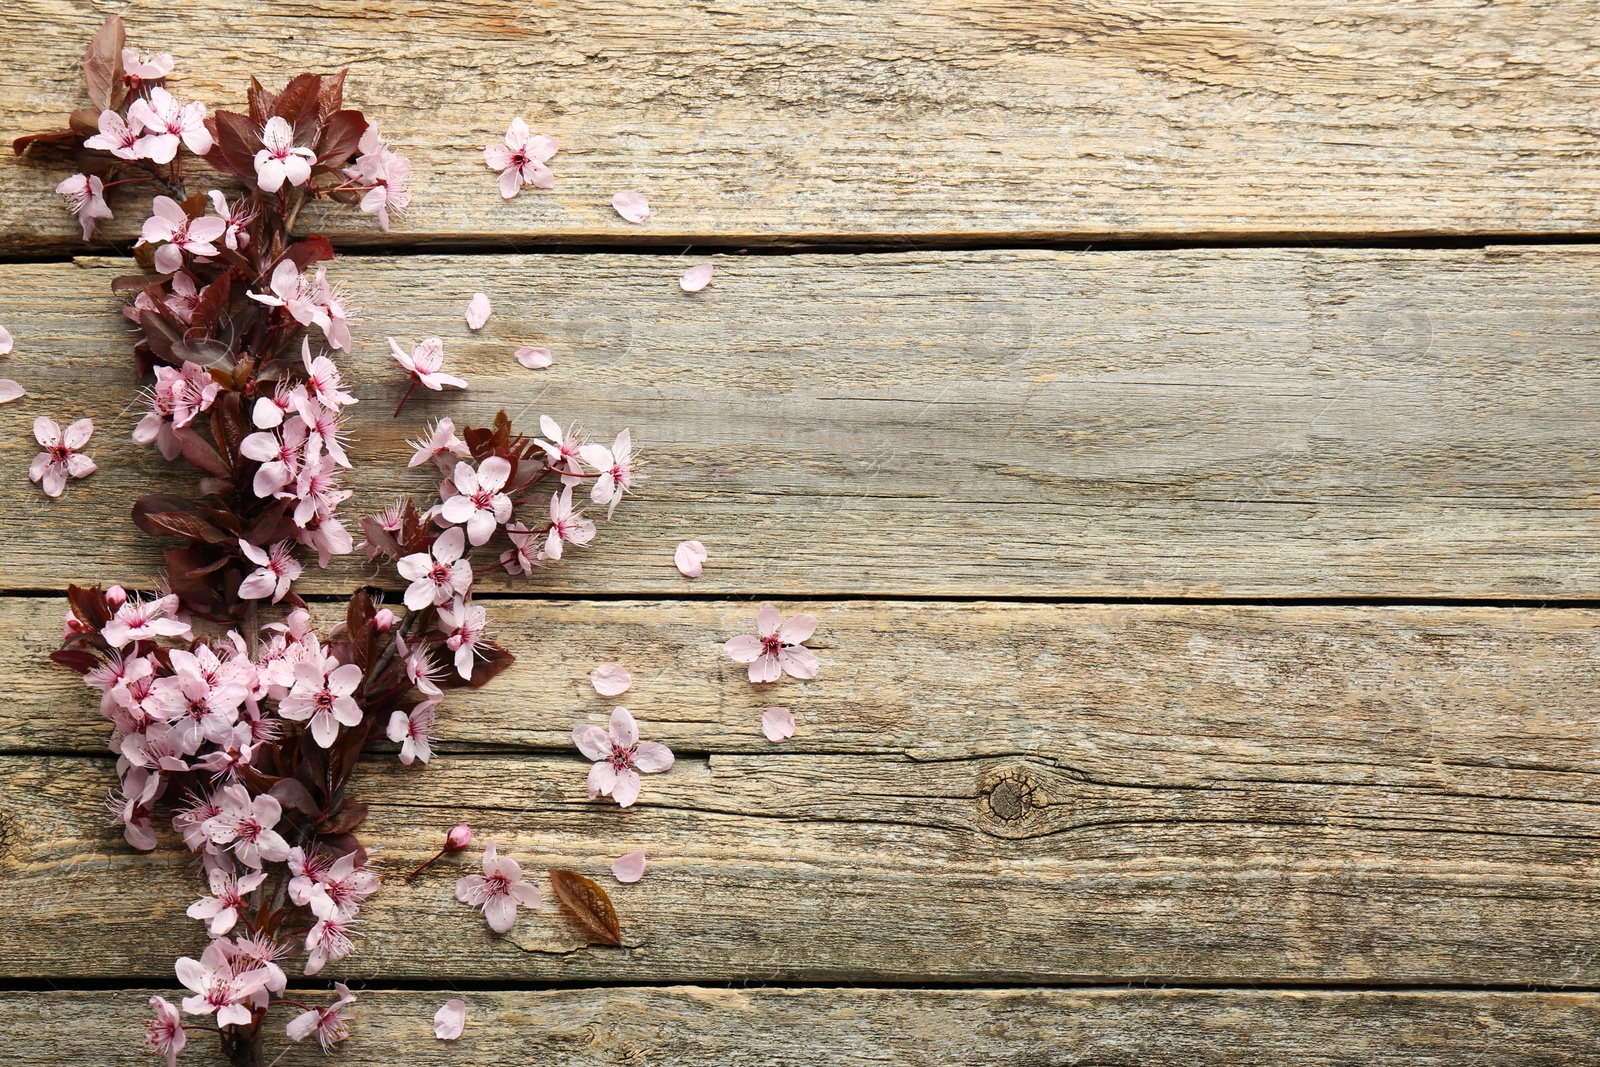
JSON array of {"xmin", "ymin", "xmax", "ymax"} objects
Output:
[
  {"xmin": 6, "ymin": 2, "xmax": 1600, "ymax": 249},
  {"xmin": 1, "ymin": 247, "xmax": 1597, "ymax": 597},
  {"xmin": 8, "ymin": 598, "xmax": 1600, "ymax": 806},
  {"xmin": 4, "ymin": 750, "xmax": 1600, "ymax": 983},
  {"xmin": 5, "ymin": 987, "xmax": 1598, "ymax": 1066}
]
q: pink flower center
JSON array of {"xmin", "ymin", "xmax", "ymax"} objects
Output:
[
  {"xmin": 50, "ymin": 444, "xmax": 71, "ymax": 463},
  {"xmin": 484, "ymin": 872, "xmax": 511, "ymax": 896},
  {"xmin": 314, "ymin": 690, "xmax": 334, "ymax": 712},
  {"xmin": 760, "ymin": 634, "xmax": 784, "ymax": 657},
  {"xmin": 608, "ymin": 745, "xmax": 637, "ymax": 771},
  {"xmin": 471, "ymin": 489, "xmax": 495, "ymax": 509},
  {"xmin": 429, "ymin": 562, "xmax": 452, "ymax": 584}
]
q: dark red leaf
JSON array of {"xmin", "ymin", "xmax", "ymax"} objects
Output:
[
  {"xmin": 208, "ymin": 394, "xmax": 247, "ymax": 468},
  {"xmin": 165, "ymin": 547, "xmax": 220, "ymax": 611},
  {"xmin": 112, "ymin": 273, "xmax": 162, "ymax": 293},
  {"xmin": 463, "ymin": 640, "xmax": 516, "ymax": 688},
  {"xmin": 346, "ymin": 590, "xmax": 376, "ymax": 671},
  {"xmin": 83, "ymin": 16, "xmax": 126, "ymax": 111},
  {"xmin": 549, "ymin": 870, "xmax": 623, "ymax": 945},
  {"xmin": 317, "ymin": 70, "xmax": 348, "ymax": 119},
  {"xmin": 246, "ymin": 501, "xmax": 298, "ymax": 546},
  {"xmin": 273, "ymin": 74, "xmax": 324, "ymax": 144},
  {"xmin": 189, "ymin": 272, "xmax": 232, "ymax": 335},
  {"xmin": 50, "ymin": 648, "xmax": 103, "ymax": 675},
  {"xmin": 204, "ymin": 111, "xmax": 261, "ymax": 182},
  {"xmin": 138, "ymin": 308, "xmax": 183, "ymax": 364},
  {"xmin": 65, "ymin": 584, "xmax": 111, "ymax": 630},
  {"xmin": 283, "ymin": 235, "xmax": 335, "ymax": 271},
  {"xmin": 173, "ymin": 426, "xmax": 232, "ymax": 478},
  {"xmin": 12, "ymin": 129, "xmax": 82, "ymax": 155},
  {"xmin": 132, "ymin": 494, "xmax": 227, "ymax": 543},
  {"xmin": 247, "ymin": 78, "xmax": 276, "ymax": 129},
  {"xmin": 316, "ymin": 109, "xmax": 367, "ymax": 167},
  {"xmin": 315, "ymin": 801, "xmax": 369, "ymax": 835},
  {"xmin": 357, "ymin": 515, "xmax": 401, "ymax": 560},
  {"xmin": 69, "ymin": 108, "xmax": 103, "ymax": 137},
  {"xmin": 269, "ymin": 777, "xmax": 322, "ymax": 817}
]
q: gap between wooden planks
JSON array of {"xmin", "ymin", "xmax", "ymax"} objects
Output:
[
  {"xmin": 0, "ymin": 246, "xmax": 1598, "ymax": 599},
  {"xmin": 3, "ymin": 987, "xmax": 1597, "ymax": 1066},
  {"xmin": 5, "ymin": 1, "xmax": 1600, "ymax": 250}
]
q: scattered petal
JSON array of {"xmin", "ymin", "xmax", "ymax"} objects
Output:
[
  {"xmin": 611, "ymin": 190, "xmax": 652, "ymax": 224},
  {"xmin": 433, "ymin": 998, "xmax": 467, "ymax": 1041},
  {"xmin": 0, "ymin": 380, "xmax": 23, "ymax": 403},
  {"xmin": 465, "ymin": 292, "xmax": 491, "ymax": 330},
  {"xmin": 674, "ymin": 539, "xmax": 707, "ymax": 578},
  {"xmin": 0, "ymin": 326, "xmax": 12, "ymax": 356},
  {"xmin": 590, "ymin": 663, "xmax": 633, "ymax": 697},
  {"xmin": 679, "ymin": 264, "xmax": 714, "ymax": 293},
  {"xmin": 515, "ymin": 345, "xmax": 553, "ymax": 369},
  {"xmin": 611, "ymin": 851, "xmax": 648, "ymax": 884},
  {"xmin": 762, "ymin": 706, "xmax": 796, "ymax": 742}
]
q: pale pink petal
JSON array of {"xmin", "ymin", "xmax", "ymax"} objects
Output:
[
  {"xmin": 484, "ymin": 143, "xmax": 512, "ymax": 171},
  {"xmin": 64, "ymin": 418, "xmax": 94, "ymax": 450},
  {"xmin": 778, "ymin": 613, "xmax": 818, "ymax": 644},
  {"xmin": 587, "ymin": 760, "xmax": 617, "ymax": 798},
  {"xmin": 779, "ymin": 645, "xmax": 819, "ymax": 679},
  {"xmin": 609, "ymin": 706, "xmax": 639, "ymax": 748},
  {"xmin": 632, "ymin": 741, "xmax": 674, "ymax": 774},
  {"xmin": 590, "ymin": 663, "xmax": 632, "ymax": 697},
  {"xmin": 724, "ymin": 635, "xmax": 762, "ymax": 663},
  {"xmin": 0, "ymin": 380, "xmax": 24, "ymax": 403},
  {"xmin": 611, "ymin": 189, "xmax": 652, "ymax": 224},
  {"xmin": 433, "ymin": 998, "xmax": 467, "ymax": 1041},
  {"xmin": 611, "ymin": 851, "xmax": 647, "ymax": 883},
  {"xmin": 484, "ymin": 893, "xmax": 517, "ymax": 933},
  {"xmin": 674, "ymin": 539, "xmax": 707, "ymax": 578},
  {"xmin": 762, "ymin": 706, "xmax": 795, "ymax": 742},
  {"xmin": 573, "ymin": 724, "xmax": 613, "ymax": 762},
  {"xmin": 611, "ymin": 768, "xmax": 642, "ymax": 807},
  {"xmin": 748, "ymin": 653, "xmax": 782, "ymax": 685},
  {"xmin": 755, "ymin": 603, "xmax": 781, "ymax": 637},
  {"xmin": 498, "ymin": 167, "xmax": 522, "ymax": 200},
  {"xmin": 515, "ymin": 346, "xmax": 553, "ymax": 369},
  {"xmin": 465, "ymin": 292, "xmax": 491, "ymax": 331},
  {"xmin": 0, "ymin": 326, "xmax": 12, "ymax": 356},
  {"xmin": 32, "ymin": 416, "xmax": 61, "ymax": 448},
  {"xmin": 679, "ymin": 263, "xmax": 714, "ymax": 293}
]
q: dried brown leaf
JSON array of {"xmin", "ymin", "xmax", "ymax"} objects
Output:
[{"xmin": 549, "ymin": 869, "xmax": 623, "ymax": 945}]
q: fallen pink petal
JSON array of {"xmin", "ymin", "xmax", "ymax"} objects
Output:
[
  {"xmin": 679, "ymin": 263, "xmax": 714, "ymax": 293},
  {"xmin": 515, "ymin": 345, "xmax": 553, "ymax": 369},
  {"xmin": 611, "ymin": 189, "xmax": 652, "ymax": 224},
  {"xmin": 466, "ymin": 292, "xmax": 491, "ymax": 330},
  {"xmin": 674, "ymin": 539, "xmax": 708, "ymax": 578},
  {"xmin": 0, "ymin": 380, "xmax": 24, "ymax": 403},
  {"xmin": 590, "ymin": 663, "xmax": 633, "ymax": 697},
  {"xmin": 762, "ymin": 706, "xmax": 796, "ymax": 742},
  {"xmin": 612, "ymin": 851, "xmax": 648, "ymax": 883},
  {"xmin": 0, "ymin": 325, "xmax": 12, "ymax": 356},
  {"xmin": 433, "ymin": 998, "xmax": 467, "ymax": 1040}
]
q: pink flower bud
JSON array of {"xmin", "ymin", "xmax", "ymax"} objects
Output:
[
  {"xmin": 373, "ymin": 607, "xmax": 396, "ymax": 631},
  {"xmin": 104, "ymin": 584, "xmax": 127, "ymax": 609},
  {"xmin": 445, "ymin": 822, "xmax": 472, "ymax": 851}
]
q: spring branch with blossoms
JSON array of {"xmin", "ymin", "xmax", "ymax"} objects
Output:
[{"xmin": 23, "ymin": 17, "xmax": 643, "ymax": 1067}]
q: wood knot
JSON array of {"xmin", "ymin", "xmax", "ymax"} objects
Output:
[{"xmin": 978, "ymin": 764, "xmax": 1046, "ymax": 836}]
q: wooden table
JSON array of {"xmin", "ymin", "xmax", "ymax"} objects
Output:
[{"xmin": 2, "ymin": 2, "xmax": 1598, "ymax": 1063}]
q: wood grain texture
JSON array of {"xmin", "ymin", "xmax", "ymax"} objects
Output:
[
  {"xmin": 6, "ymin": 2, "xmax": 1600, "ymax": 250},
  {"xmin": 8, "ymin": 598, "xmax": 1600, "ymax": 796},
  {"xmin": 0, "ymin": 246, "xmax": 1597, "ymax": 597},
  {"xmin": 6, "ymin": 987, "xmax": 1599, "ymax": 1066},
  {"xmin": 5, "ymin": 743, "xmax": 1600, "ymax": 984}
]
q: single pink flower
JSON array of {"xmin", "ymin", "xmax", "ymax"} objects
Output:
[
  {"xmin": 611, "ymin": 851, "xmax": 648, "ymax": 884},
  {"xmin": 186, "ymin": 866, "xmax": 268, "ymax": 936},
  {"xmin": 674, "ymin": 539, "xmax": 707, "ymax": 578},
  {"xmin": 544, "ymin": 486, "xmax": 595, "ymax": 560},
  {"xmin": 434, "ymin": 997, "xmax": 468, "ymax": 1041},
  {"xmin": 448, "ymin": 822, "xmax": 474, "ymax": 850},
  {"xmin": 724, "ymin": 604, "xmax": 819, "ymax": 684},
  {"xmin": 485, "ymin": 117, "xmax": 558, "ymax": 199},
  {"xmin": 278, "ymin": 657, "xmax": 364, "ymax": 748},
  {"xmin": 175, "ymin": 942, "xmax": 270, "ymax": 1028},
  {"xmin": 56, "ymin": 173, "xmax": 113, "ymax": 240},
  {"xmin": 123, "ymin": 48, "xmax": 175, "ymax": 80},
  {"xmin": 346, "ymin": 123, "xmax": 413, "ymax": 231},
  {"xmin": 144, "ymin": 995, "xmax": 186, "ymax": 1067},
  {"xmin": 441, "ymin": 457, "xmax": 513, "ymax": 546},
  {"xmin": 204, "ymin": 783, "xmax": 291, "ymax": 867},
  {"xmin": 303, "ymin": 851, "xmax": 380, "ymax": 921},
  {"xmin": 762, "ymin": 706, "xmax": 796, "ymax": 742},
  {"xmin": 254, "ymin": 115, "xmax": 316, "ymax": 192},
  {"xmin": 389, "ymin": 336, "xmax": 467, "ymax": 391},
  {"xmin": 572, "ymin": 707, "xmax": 674, "ymax": 807},
  {"xmin": 247, "ymin": 261, "xmax": 319, "ymax": 329},
  {"xmin": 286, "ymin": 982, "xmax": 356, "ymax": 1049},
  {"xmin": 239, "ymin": 415, "xmax": 308, "ymax": 498},
  {"xmin": 515, "ymin": 345, "xmax": 553, "ymax": 369},
  {"xmin": 466, "ymin": 292, "xmax": 491, "ymax": 330},
  {"xmin": 398, "ymin": 634, "xmax": 444, "ymax": 696},
  {"xmin": 408, "ymin": 417, "xmax": 470, "ymax": 467},
  {"xmin": 679, "ymin": 263, "xmax": 714, "ymax": 293},
  {"xmin": 500, "ymin": 522, "xmax": 542, "ymax": 576},
  {"xmin": 397, "ymin": 526, "xmax": 472, "ymax": 610},
  {"xmin": 208, "ymin": 190, "xmax": 254, "ymax": 250},
  {"xmin": 611, "ymin": 189, "xmax": 652, "ymax": 223},
  {"xmin": 536, "ymin": 415, "xmax": 586, "ymax": 482},
  {"xmin": 307, "ymin": 267, "xmax": 357, "ymax": 352},
  {"xmin": 437, "ymin": 597, "xmax": 488, "ymax": 680},
  {"xmin": 578, "ymin": 428, "xmax": 637, "ymax": 519},
  {"xmin": 29, "ymin": 416, "xmax": 96, "ymax": 498},
  {"xmin": 101, "ymin": 592, "xmax": 191, "ymax": 647},
  {"xmin": 84, "ymin": 109, "xmax": 141, "ymax": 160},
  {"xmin": 138, "ymin": 195, "xmax": 226, "ymax": 275},
  {"xmin": 238, "ymin": 539, "xmax": 302, "ymax": 602},
  {"xmin": 304, "ymin": 911, "xmax": 359, "ymax": 975},
  {"xmin": 455, "ymin": 838, "xmax": 542, "ymax": 933},
  {"xmin": 590, "ymin": 663, "xmax": 632, "ymax": 697},
  {"xmin": 128, "ymin": 87, "xmax": 211, "ymax": 163},
  {"xmin": 387, "ymin": 699, "xmax": 437, "ymax": 765}
]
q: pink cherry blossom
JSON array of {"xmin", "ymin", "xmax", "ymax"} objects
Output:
[
  {"xmin": 304, "ymin": 911, "xmax": 359, "ymax": 975},
  {"xmin": 238, "ymin": 539, "xmax": 303, "ymax": 602},
  {"xmin": 724, "ymin": 604, "xmax": 820, "ymax": 684},
  {"xmin": 278, "ymin": 657, "xmax": 364, "ymax": 748},
  {"xmin": 387, "ymin": 699, "xmax": 437, "ymax": 765},
  {"xmin": 674, "ymin": 539, "xmax": 707, "ymax": 578},
  {"xmin": 572, "ymin": 707, "xmax": 674, "ymax": 808},
  {"xmin": 409, "ymin": 417, "xmax": 470, "ymax": 467},
  {"xmin": 247, "ymin": 260, "xmax": 319, "ymax": 328},
  {"xmin": 29, "ymin": 416, "xmax": 96, "ymax": 497},
  {"xmin": 485, "ymin": 117, "xmax": 558, "ymax": 199},
  {"xmin": 448, "ymin": 822, "xmax": 474, "ymax": 850},
  {"xmin": 515, "ymin": 345, "xmax": 553, "ymax": 369},
  {"xmin": 762, "ymin": 706, "xmax": 796, "ymax": 742},
  {"xmin": 304, "ymin": 851, "xmax": 380, "ymax": 920},
  {"xmin": 138, "ymin": 195, "xmax": 226, "ymax": 275},
  {"xmin": 345, "ymin": 124, "xmax": 413, "ymax": 231},
  {"xmin": 537, "ymin": 415, "xmax": 586, "ymax": 482},
  {"xmin": 254, "ymin": 116, "xmax": 316, "ymax": 192},
  {"xmin": 307, "ymin": 267, "xmax": 357, "ymax": 352},
  {"xmin": 123, "ymin": 48, "xmax": 175, "ymax": 80},
  {"xmin": 466, "ymin": 292, "xmax": 491, "ymax": 330},
  {"xmin": 500, "ymin": 522, "xmax": 542, "ymax": 576},
  {"xmin": 239, "ymin": 415, "xmax": 308, "ymax": 498},
  {"xmin": 128, "ymin": 87, "xmax": 211, "ymax": 163},
  {"xmin": 296, "ymin": 396, "xmax": 352, "ymax": 468},
  {"xmin": 186, "ymin": 866, "xmax": 268, "ymax": 936},
  {"xmin": 441, "ymin": 457, "xmax": 513, "ymax": 545},
  {"xmin": 398, "ymin": 633, "xmax": 444, "ymax": 695},
  {"xmin": 590, "ymin": 663, "xmax": 632, "ymax": 697},
  {"xmin": 84, "ymin": 109, "xmax": 141, "ymax": 159},
  {"xmin": 175, "ymin": 940, "xmax": 270, "ymax": 1028},
  {"xmin": 398, "ymin": 526, "xmax": 472, "ymax": 610},
  {"xmin": 101, "ymin": 592, "xmax": 192, "ymax": 647},
  {"xmin": 208, "ymin": 189, "xmax": 254, "ymax": 250},
  {"xmin": 389, "ymin": 336, "xmax": 467, "ymax": 392},
  {"xmin": 56, "ymin": 173, "xmax": 113, "ymax": 240},
  {"xmin": 434, "ymin": 998, "xmax": 468, "ymax": 1041},
  {"xmin": 437, "ymin": 597, "xmax": 488, "ymax": 680},
  {"xmin": 611, "ymin": 851, "xmax": 648, "ymax": 884},
  {"xmin": 578, "ymin": 429, "xmax": 637, "ymax": 519},
  {"xmin": 679, "ymin": 263, "xmax": 714, "ymax": 293},
  {"xmin": 204, "ymin": 783, "xmax": 291, "ymax": 866},
  {"xmin": 292, "ymin": 454, "xmax": 354, "ymax": 528},
  {"xmin": 611, "ymin": 189, "xmax": 652, "ymax": 223},
  {"xmin": 455, "ymin": 837, "xmax": 542, "ymax": 933},
  {"xmin": 144, "ymin": 995, "xmax": 186, "ymax": 1067},
  {"xmin": 286, "ymin": 982, "xmax": 356, "ymax": 1049},
  {"xmin": 544, "ymin": 486, "xmax": 595, "ymax": 560}
]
